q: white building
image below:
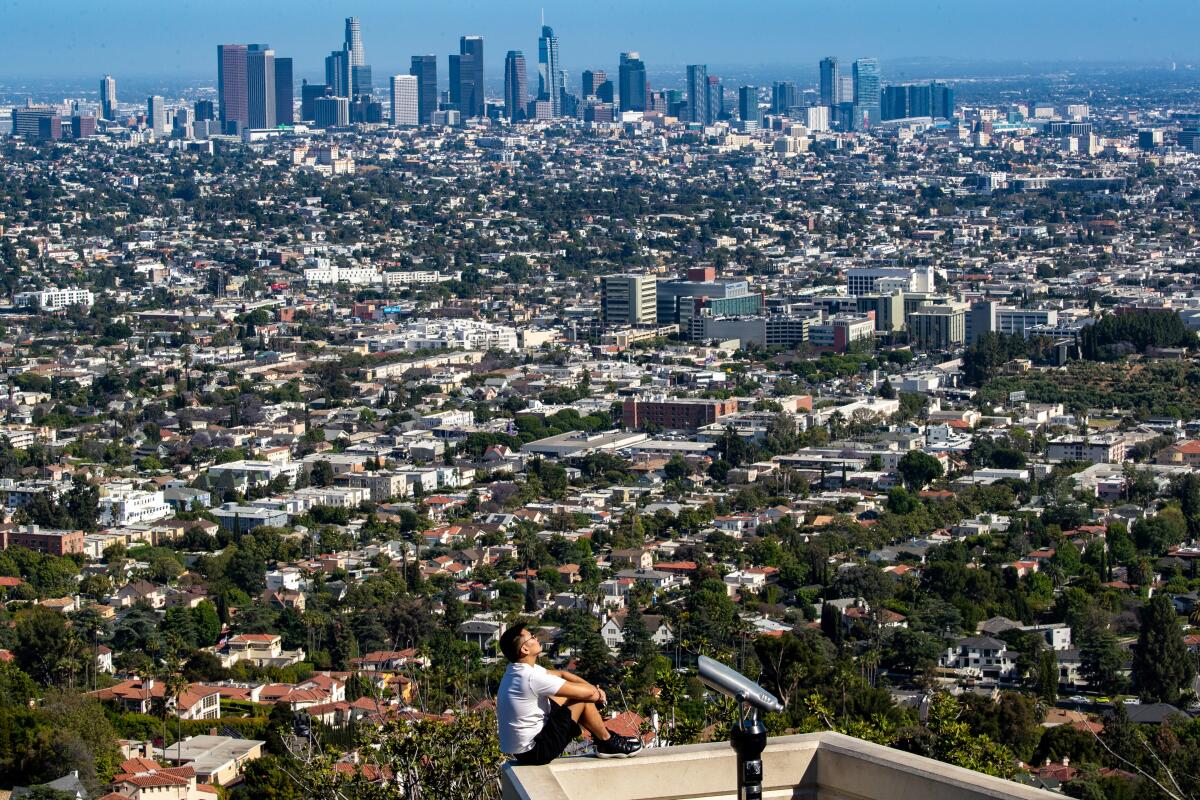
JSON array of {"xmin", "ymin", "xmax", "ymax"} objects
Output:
[
  {"xmin": 845, "ymin": 267, "xmax": 934, "ymax": 296},
  {"xmin": 365, "ymin": 320, "xmax": 519, "ymax": 353},
  {"xmin": 99, "ymin": 485, "xmax": 172, "ymax": 527},
  {"xmin": 390, "ymin": 74, "xmax": 419, "ymax": 126},
  {"xmin": 15, "ymin": 288, "xmax": 95, "ymax": 311},
  {"xmin": 303, "ymin": 260, "xmax": 380, "ymax": 286}
]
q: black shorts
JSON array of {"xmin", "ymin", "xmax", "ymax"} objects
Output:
[{"xmin": 513, "ymin": 701, "xmax": 581, "ymax": 766}]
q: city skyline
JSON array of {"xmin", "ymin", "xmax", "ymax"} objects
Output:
[{"xmin": 2, "ymin": 0, "xmax": 1199, "ymax": 82}]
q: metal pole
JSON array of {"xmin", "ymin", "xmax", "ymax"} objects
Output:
[{"xmin": 730, "ymin": 705, "xmax": 767, "ymax": 800}]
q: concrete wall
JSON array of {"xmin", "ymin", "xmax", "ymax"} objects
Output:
[{"xmin": 502, "ymin": 732, "xmax": 1060, "ymax": 800}]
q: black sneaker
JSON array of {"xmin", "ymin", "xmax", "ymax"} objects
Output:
[{"xmin": 595, "ymin": 733, "xmax": 643, "ymax": 758}]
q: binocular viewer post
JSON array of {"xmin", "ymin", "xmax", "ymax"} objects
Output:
[{"xmin": 697, "ymin": 656, "xmax": 781, "ymax": 800}]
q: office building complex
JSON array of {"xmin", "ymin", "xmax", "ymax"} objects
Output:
[
  {"xmin": 601, "ymin": 274, "xmax": 657, "ymax": 327},
  {"xmin": 909, "ymin": 304, "xmax": 967, "ymax": 350},
  {"xmin": 326, "ymin": 49, "xmax": 350, "ymax": 98},
  {"xmin": 147, "ymin": 95, "xmax": 167, "ymax": 134},
  {"xmin": 772, "ymin": 81, "xmax": 798, "ymax": 115},
  {"xmin": 657, "ymin": 267, "xmax": 763, "ymax": 339},
  {"xmin": 274, "ymin": 58, "xmax": 294, "ymax": 125},
  {"xmin": 299, "ymin": 81, "xmax": 327, "ymax": 121},
  {"xmin": 313, "ymin": 96, "xmax": 350, "ymax": 128},
  {"xmin": 619, "ymin": 52, "xmax": 647, "ymax": 113},
  {"xmin": 246, "ymin": 47, "xmax": 276, "ymax": 129},
  {"xmin": 218, "ymin": 44, "xmax": 249, "ymax": 133},
  {"xmin": 504, "ymin": 51, "xmax": 528, "ymax": 121},
  {"xmin": 450, "ymin": 36, "xmax": 485, "ymax": 119},
  {"xmin": 881, "ymin": 81, "xmax": 954, "ymax": 121},
  {"xmin": 819, "ymin": 57, "xmax": 839, "ymax": 107},
  {"xmin": 739, "ymin": 86, "xmax": 759, "ymax": 126},
  {"xmin": 390, "ymin": 75, "xmax": 418, "ymax": 126},
  {"xmin": 537, "ymin": 25, "xmax": 562, "ymax": 117},
  {"xmin": 410, "ymin": 55, "xmax": 438, "ymax": 125},
  {"xmin": 853, "ymin": 58, "xmax": 881, "ymax": 124},
  {"xmin": 686, "ymin": 64, "xmax": 709, "ymax": 124},
  {"xmin": 100, "ymin": 75, "xmax": 117, "ymax": 120}
]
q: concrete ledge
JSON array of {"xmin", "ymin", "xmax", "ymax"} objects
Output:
[{"xmin": 501, "ymin": 732, "xmax": 1060, "ymax": 800}]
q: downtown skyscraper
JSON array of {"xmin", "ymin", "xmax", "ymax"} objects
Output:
[
  {"xmin": 504, "ymin": 51, "xmax": 528, "ymax": 121},
  {"xmin": 538, "ymin": 24, "xmax": 562, "ymax": 117},
  {"xmin": 219, "ymin": 42, "xmax": 290, "ymax": 133},
  {"xmin": 450, "ymin": 35, "xmax": 484, "ymax": 119},
  {"xmin": 100, "ymin": 75, "xmax": 117, "ymax": 120},
  {"xmin": 686, "ymin": 64, "xmax": 709, "ymax": 124},
  {"xmin": 853, "ymin": 58, "xmax": 881, "ymax": 124},
  {"xmin": 410, "ymin": 55, "xmax": 437, "ymax": 125},
  {"xmin": 819, "ymin": 57, "xmax": 839, "ymax": 107},
  {"xmin": 390, "ymin": 74, "xmax": 418, "ymax": 126},
  {"xmin": 344, "ymin": 16, "xmax": 372, "ymax": 96},
  {"xmin": 618, "ymin": 52, "xmax": 647, "ymax": 113},
  {"xmin": 247, "ymin": 46, "xmax": 276, "ymax": 128}
]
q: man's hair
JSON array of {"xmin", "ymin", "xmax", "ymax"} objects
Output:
[{"xmin": 500, "ymin": 622, "xmax": 529, "ymax": 663}]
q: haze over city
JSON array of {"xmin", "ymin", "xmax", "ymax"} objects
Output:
[{"xmin": 1, "ymin": 0, "xmax": 1198, "ymax": 82}]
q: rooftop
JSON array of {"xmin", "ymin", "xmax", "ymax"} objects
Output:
[{"xmin": 501, "ymin": 732, "xmax": 1059, "ymax": 800}]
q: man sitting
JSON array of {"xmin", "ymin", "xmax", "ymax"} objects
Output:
[{"xmin": 497, "ymin": 623, "xmax": 643, "ymax": 764}]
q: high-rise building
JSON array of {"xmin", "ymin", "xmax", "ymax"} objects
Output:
[
  {"xmin": 218, "ymin": 44, "xmax": 249, "ymax": 133},
  {"xmin": 771, "ymin": 81, "xmax": 797, "ymax": 115},
  {"xmin": 326, "ymin": 50, "xmax": 350, "ymax": 98},
  {"xmin": 100, "ymin": 75, "xmax": 118, "ymax": 120},
  {"xmin": 601, "ymin": 274, "xmax": 657, "ymax": 328},
  {"xmin": 390, "ymin": 74, "xmax": 419, "ymax": 126},
  {"xmin": 147, "ymin": 95, "xmax": 167, "ymax": 134},
  {"xmin": 738, "ymin": 86, "xmax": 760, "ymax": 126},
  {"xmin": 450, "ymin": 36, "xmax": 484, "ymax": 119},
  {"xmin": 582, "ymin": 69, "xmax": 607, "ymax": 98},
  {"xmin": 313, "ymin": 95, "xmax": 350, "ymax": 128},
  {"xmin": 706, "ymin": 75, "xmax": 723, "ymax": 122},
  {"xmin": 538, "ymin": 25, "xmax": 562, "ymax": 117},
  {"xmin": 686, "ymin": 64, "xmax": 708, "ymax": 124},
  {"xmin": 246, "ymin": 47, "xmax": 276, "ymax": 129},
  {"xmin": 853, "ymin": 58, "xmax": 881, "ymax": 124},
  {"xmin": 300, "ymin": 81, "xmax": 328, "ymax": 122},
  {"xmin": 274, "ymin": 58, "xmax": 294, "ymax": 125},
  {"xmin": 352, "ymin": 65, "xmax": 373, "ymax": 97},
  {"xmin": 410, "ymin": 55, "xmax": 438, "ymax": 125},
  {"xmin": 618, "ymin": 52, "xmax": 647, "ymax": 113},
  {"xmin": 344, "ymin": 17, "xmax": 365, "ymax": 66},
  {"xmin": 193, "ymin": 100, "xmax": 215, "ymax": 122},
  {"xmin": 819, "ymin": 57, "xmax": 839, "ymax": 106},
  {"xmin": 931, "ymin": 81, "xmax": 954, "ymax": 119},
  {"xmin": 504, "ymin": 51, "xmax": 528, "ymax": 122}
]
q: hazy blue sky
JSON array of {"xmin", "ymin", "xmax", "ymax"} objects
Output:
[{"xmin": 1, "ymin": 0, "xmax": 1197, "ymax": 81}]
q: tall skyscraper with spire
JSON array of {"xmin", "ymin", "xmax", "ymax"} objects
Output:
[
  {"xmin": 504, "ymin": 51, "xmax": 528, "ymax": 122},
  {"xmin": 343, "ymin": 17, "xmax": 372, "ymax": 96},
  {"xmin": 538, "ymin": 21, "xmax": 562, "ymax": 117},
  {"xmin": 344, "ymin": 17, "xmax": 365, "ymax": 66},
  {"xmin": 100, "ymin": 75, "xmax": 117, "ymax": 120}
]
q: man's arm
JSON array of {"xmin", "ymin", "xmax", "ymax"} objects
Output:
[{"xmin": 554, "ymin": 680, "xmax": 606, "ymax": 703}]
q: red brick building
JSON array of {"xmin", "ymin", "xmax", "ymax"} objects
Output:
[
  {"xmin": 0, "ymin": 524, "xmax": 84, "ymax": 556},
  {"xmin": 622, "ymin": 397, "xmax": 737, "ymax": 431}
]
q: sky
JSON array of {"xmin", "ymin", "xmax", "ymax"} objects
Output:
[{"xmin": 0, "ymin": 0, "xmax": 1198, "ymax": 83}]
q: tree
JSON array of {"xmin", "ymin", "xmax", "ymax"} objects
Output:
[
  {"xmin": 897, "ymin": 451, "xmax": 943, "ymax": 491},
  {"xmin": 1036, "ymin": 649, "xmax": 1058, "ymax": 705},
  {"xmin": 664, "ymin": 454, "xmax": 691, "ymax": 482},
  {"xmin": 1131, "ymin": 594, "xmax": 1195, "ymax": 704},
  {"xmin": 1079, "ymin": 628, "xmax": 1127, "ymax": 694},
  {"xmin": 310, "ymin": 460, "xmax": 334, "ymax": 488},
  {"xmin": 14, "ymin": 606, "xmax": 73, "ymax": 686}
]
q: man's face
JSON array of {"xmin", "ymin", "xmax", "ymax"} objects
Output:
[{"xmin": 518, "ymin": 630, "xmax": 542, "ymax": 658}]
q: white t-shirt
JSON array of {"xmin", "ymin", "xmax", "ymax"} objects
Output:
[{"xmin": 497, "ymin": 662, "xmax": 566, "ymax": 755}]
